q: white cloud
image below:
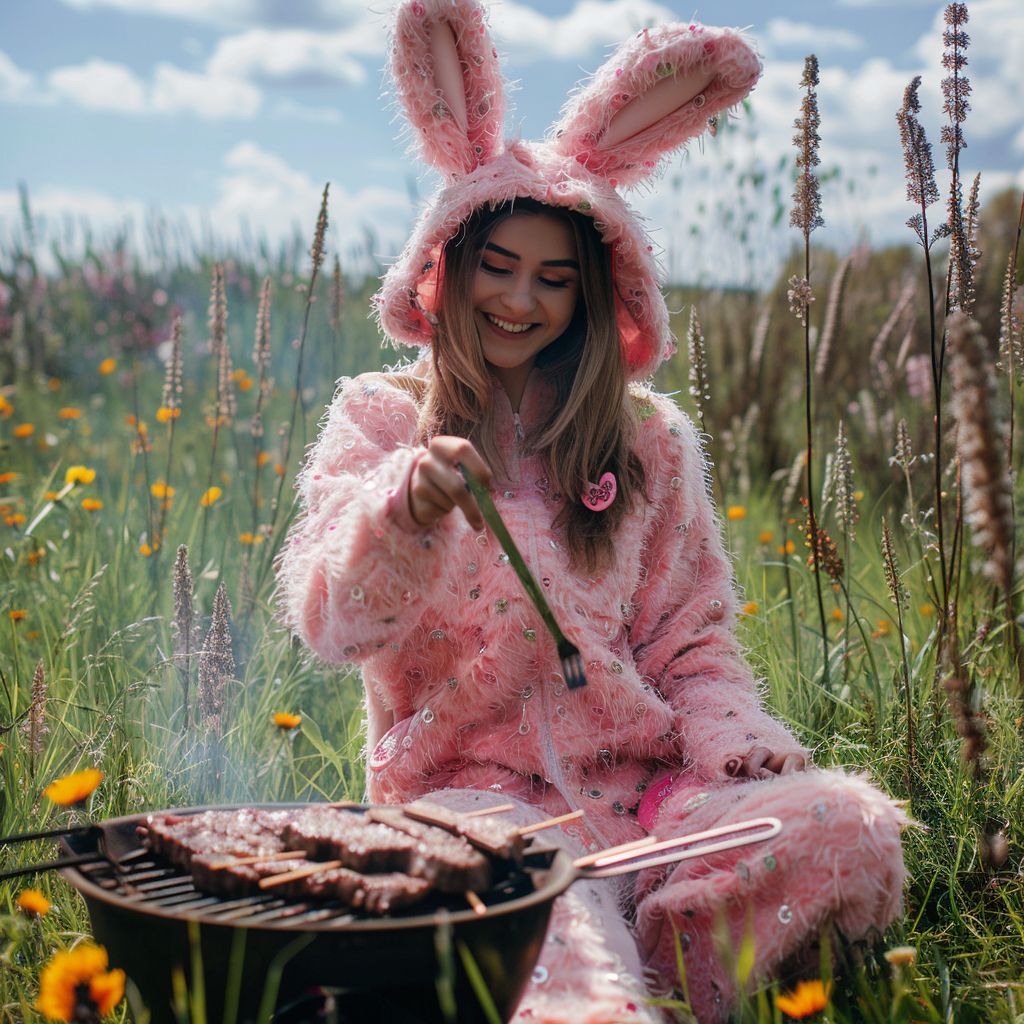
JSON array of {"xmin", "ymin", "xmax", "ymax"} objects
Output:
[
  {"xmin": 47, "ymin": 58, "xmax": 148, "ymax": 112},
  {"xmin": 270, "ymin": 98, "xmax": 344, "ymax": 123},
  {"xmin": 207, "ymin": 27, "xmax": 372, "ymax": 86},
  {"xmin": 152, "ymin": 62, "xmax": 262, "ymax": 117},
  {"xmin": 58, "ymin": 0, "xmax": 375, "ymax": 29},
  {"xmin": 762, "ymin": 18, "xmax": 865, "ymax": 55},
  {"xmin": 0, "ymin": 49, "xmax": 37, "ymax": 101},
  {"xmin": 489, "ymin": 0, "xmax": 678, "ymax": 61}
]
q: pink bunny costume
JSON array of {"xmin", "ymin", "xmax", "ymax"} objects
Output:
[{"xmin": 277, "ymin": 2, "xmax": 909, "ymax": 1021}]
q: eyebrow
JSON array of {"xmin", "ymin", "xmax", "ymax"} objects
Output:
[{"xmin": 483, "ymin": 242, "xmax": 580, "ymax": 269}]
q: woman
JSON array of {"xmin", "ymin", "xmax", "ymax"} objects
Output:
[{"xmin": 278, "ymin": 3, "xmax": 909, "ymax": 1020}]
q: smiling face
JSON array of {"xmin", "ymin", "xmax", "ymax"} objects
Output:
[{"xmin": 470, "ymin": 212, "xmax": 581, "ymax": 406}]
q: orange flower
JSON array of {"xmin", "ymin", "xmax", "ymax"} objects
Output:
[
  {"xmin": 727, "ymin": 506, "xmax": 746, "ymax": 521},
  {"xmin": 44, "ymin": 491, "xmax": 60, "ymax": 501},
  {"xmin": 139, "ymin": 543, "xmax": 153, "ymax": 556},
  {"xmin": 777, "ymin": 540, "xmax": 796, "ymax": 555},
  {"xmin": 201, "ymin": 487, "xmax": 222, "ymax": 507},
  {"xmin": 10, "ymin": 610, "xmax": 27, "ymax": 621},
  {"xmin": 238, "ymin": 375, "xmax": 254, "ymax": 392},
  {"xmin": 0, "ymin": 471, "xmax": 17, "ymax": 484},
  {"xmin": 256, "ymin": 451, "xmax": 271, "ymax": 467},
  {"xmin": 232, "ymin": 368, "xmax": 247, "ymax": 382},
  {"xmin": 36, "ymin": 944, "xmax": 125, "ymax": 1021},
  {"xmin": 830, "ymin": 608, "xmax": 844, "ymax": 621},
  {"xmin": 775, "ymin": 980, "xmax": 830, "ymax": 1019},
  {"xmin": 742, "ymin": 601, "xmax": 759, "ymax": 615},
  {"xmin": 43, "ymin": 768, "xmax": 103, "ymax": 805},
  {"xmin": 65, "ymin": 466, "xmax": 96, "ymax": 486},
  {"xmin": 758, "ymin": 530, "xmax": 773, "ymax": 545},
  {"xmin": 98, "ymin": 358, "xmax": 117, "ymax": 375},
  {"xmin": 156, "ymin": 407, "xmax": 181, "ymax": 423},
  {"xmin": 150, "ymin": 481, "xmax": 175, "ymax": 499},
  {"xmin": 0, "ymin": 395, "xmax": 13, "ymax": 417},
  {"xmin": 14, "ymin": 423, "xmax": 34, "ymax": 439},
  {"xmin": 238, "ymin": 532, "xmax": 254, "ymax": 543},
  {"xmin": 17, "ymin": 889, "xmax": 50, "ymax": 916},
  {"xmin": 919, "ymin": 604, "xmax": 935, "ymax": 617},
  {"xmin": 124, "ymin": 414, "xmax": 136, "ymax": 426},
  {"xmin": 273, "ymin": 712, "xmax": 302, "ymax": 729},
  {"xmin": 47, "ymin": 378, "xmax": 61, "ymax": 391},
  {"xmin": 58, "ymin": 408, "xmax": 82, "ymax": 420},
  {"xmin": 81, "ymin": 498, "xmax": 103, "ymax": 512},
  {"xmin": 28, "ymin": 549, "xmax": 45, "ymax": 564},
  {"xmin": 274, "ymin": 463, "xmax": 285, "ymax": 475},
  {"xmin": 5, "ymin": 513, "xmax": 26, "ymax": 527}
]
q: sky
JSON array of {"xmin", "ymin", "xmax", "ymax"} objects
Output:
[{"xmin": 1, "ymin": 0, "xmax": 1022, "ymax": 287}]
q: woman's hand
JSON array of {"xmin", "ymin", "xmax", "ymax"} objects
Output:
[
  {"xmin": 724, "ymin": 747, "xmax": 807, "ymax": 780},
  {"xmin": 408, "ymin": 436, "xmax": 494, "ymax": 530}
]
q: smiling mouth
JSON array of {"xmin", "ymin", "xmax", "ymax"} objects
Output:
[{"xmin": 485, "ymin": 313, "xmax": 536, "ymax": 334}]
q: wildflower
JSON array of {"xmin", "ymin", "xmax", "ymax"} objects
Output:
[
  {"xmin": 330, "ymin": 256, "xmax": 344, "ymax": 332},
  {"xmin": 10, "ymin": 609, "xmax": 27, "ymax": 621},
  {"xmin": 139, "ymin": 543, "xmax": 153, "ymax": 556},
  {"xmin": 919, "ymin": 603, "xmax": 935, "ymax": 617},
  {"xmin": 853, "ymin": 490, "xmax": 864, "ymax": 502},
  {"xmin": 775, "ymin": 979, "xmax": 830, "ymax": 1019},
  {"xmin": 124, "ymin": 414, "xmax": 136, "ymax": 426},
  {"xmin": 804, "ymin": 509, "xmax": 844, "ymax": 581},
  {"xmin": 65, "ymin": 466, "xmax": 97, "ymax": 486},
  {"xmin": 884, "ymin": 945, "xmax": 917, "ymax": 967},
  {"xmin": 0, "ymin": 471, "xmax": 17, "ymax": 484},
  {"xmin": 81, "ymin": 498, "xmax": 103, "ymax": 511},
  {"xmin": 777, "ymin": 540, "xmax": 796, "ymax": 555},
  {"xmin": 47, "ymin": 378, "xmax": 61, "ymax": 392},
  {"xmin": 787, "ymin": 276, "xmax": 814, "ymax": 326},
  {"xmin": 310, "ymin": 183, "xmax": 329, "ymax": 273},
  {"xmin": 98, "ymin": 358, "xmax": 116, "ymax": 375},
  {"xmin": 232, "ymin": 368, "xmax": 247, "ymax": 382},
  {"xmin": 28, "ymin": 549, "xmax": 45, "ymax": 564},
  {"xmin": 273, "ymin": 712, "xmax": 302, "ymax": 729},
  {"xmin": 14, "ymin": 423, "xmax": 34, "ymax": 439},
  {"xmin": 256, "ymin": 451, "xmax": 271, "ymax": 467},
  {"xmin": 742, "ymin": 601, "xmax": 759, "ymax": 616},
  {"xmin": 173, "ymin": 545, "xmax": 199, "ymax": 721},
  {"xmin": 43, "ymin": 491, "xmax": 59, "ymax": 502},
  {"xmin": 36, "ymin": 944, "xmax": 125, "ymax": 1021},
  {"xmin": 43, "ymin": 768, "xmax": 102, "ymax": 805},
  {"xmin": 238, "ymin": 532, "xmax": 254, "ymax": 543},
  {"xmin": 274, "ymin": 463, "xmax": 285, "ymax": 475},
  {"xmin": 875, "ymin": 620, "xmax": 892, "ymax": 637},
  {"xmin": 17, "ymin": 888, "xmax": 50, "ymax": 916},
  {"xmin": 198, "ymin": 581, "xmax": 234, "ymax": 734},
  {"xmin": 6, "ymin": 513, "xmax": 26, "ymax": 526},
  {"xmin": 0, "ymin": 395, "xmax": 13, "ymax": 417},
  {"xmin": 156, "ymin": 407, "xmax": 181, "ymax": 423},
  {"xmin": 201, "ymin": 487, "xmax": 222, "ymax": 507},
  {"xmin": 830, "ymin": 608, "xmax": 843, "ymax": 621},
  {"xmin": 727, "ymin": 506, "xmax": 746, "ymax": 521},
  {"xmin": 758, "ymin": 530, "xmax": 773, "ymax": 545},
  {"xmin": 58, "ymin": 408, "xmax": 82, "ymax": 420},
  {"xmin": 896, "ymin": 76, "xmax": 947, "ymax": 250},
  {"xmin": 833, "ymin": 422, "xmax": 858, "ymax": 543},
  {"xmin": 238, "ymin": 374, "xmax": 254, "ymax": 392},
  {"xmin": 687, "ymin": 306, "xmax": 710, "ymax": 431},
  {"xmin": 151, "ymin": 481, "xmax": 175, "ymax": 499}
]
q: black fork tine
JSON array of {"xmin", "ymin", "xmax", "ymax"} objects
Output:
[{"xmin": 557, "ymin": 644, "xmax": 587, "ymax": 690}]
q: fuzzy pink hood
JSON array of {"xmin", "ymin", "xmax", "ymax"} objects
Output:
[{"xmin": 376, "ymin": 0, "xmax": 762, "ymax": 381}]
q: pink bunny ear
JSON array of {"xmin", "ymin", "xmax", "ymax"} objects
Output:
[
  {"xmin": 389, "ymin": 0, "xmax": 506, "ymax": 178},
  {"xmin": 550, "ymin": 23, "xmax": 761, "ymax": 190}
]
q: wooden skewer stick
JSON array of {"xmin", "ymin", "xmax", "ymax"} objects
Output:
[
  {"xmin": 465, "ymin": 890, "xmax": 487, "ymax": 916},
  {"xmin": 326, "ymin": 800, "xmax": 359, "ymax": 809},
  {"xmin": 573, "ymin": 835, "xmax": 657, "ymax": 869},
  {"xmin": 207, "ymin": 850, "xmax": 304, "ymax": 871},
  {"xmin": 517, "ymin": 809, "xmax": 584, "ymax": 836},
  {"xmin": 464, "ymin": 803, "xmax": 516, "ymax": 818},
  {"xmin": 258, "ymin": 860, "xmax": 342, "ymax": 889}
]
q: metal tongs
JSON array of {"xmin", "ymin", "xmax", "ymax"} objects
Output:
[{"xmin": 459, "ymin": 464, "xmax": 586, "ymax": 689}]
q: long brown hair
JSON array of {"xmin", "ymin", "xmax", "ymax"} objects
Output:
[{"xmin": 418, "ymin": 198, "xmax": 646, "ymax": 573}]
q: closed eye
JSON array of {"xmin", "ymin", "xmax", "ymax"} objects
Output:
[{"xmin": 479, "ymin": 260, "xmax": 510, "ymax": 275}]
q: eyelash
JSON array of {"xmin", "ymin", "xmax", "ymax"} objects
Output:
[{"xmin": 480, "ymin": 261, "xmax": 573, "ymax": 289}]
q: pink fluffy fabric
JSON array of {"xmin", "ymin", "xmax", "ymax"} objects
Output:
[{"xmin": 377, "ymin": 0, "xmax": 762, "ymax": 381}]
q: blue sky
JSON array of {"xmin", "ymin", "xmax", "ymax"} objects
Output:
[{"xmin": 1, "ymin": 0, "xmax": 1021, "ymax": 285}]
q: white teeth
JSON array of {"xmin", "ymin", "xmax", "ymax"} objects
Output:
[{"xmin": 486, "ymin": 314, "xmax": 532, "ymax": 334}]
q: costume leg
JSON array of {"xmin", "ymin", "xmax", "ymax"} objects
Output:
[
  {"xmin": 633, "ymin": 769, "xmax": 910, "ymax": 1024},
  {"xmin": 425, "ymin": 790, "xmax": 665, "ymax": 1024}
]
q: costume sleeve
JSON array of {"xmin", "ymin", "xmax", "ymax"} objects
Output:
[
  {"xmin": 276, "ymin": 374, "xmax": 461, "ymax": 663},
  {"xmin": 627, "ymin": 393, "xmax": 808, "ymax": 781}
]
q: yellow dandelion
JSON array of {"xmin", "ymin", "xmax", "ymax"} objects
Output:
[
  {"xmin": 36, "ymin": 944, "xmax": 125, "ymax": 1021},
  {"xmin": 81, "ymin": 498, "xmax": 103, "ymax": 512},
  {"xmin": 0, "ymin": 471, "xmax": 17, "ymax": 484},
  {"xmin": 742, "ymin": 601, "xmax": 759, "ymax": 615},
  {"xmin": 65, "ymin": 466, "xmax": 97, "ymax": 486},
  {"xmin": 775, "ymin": 979, "xmax": 831, "ymax": 1019},
  {"xmin": 14, "ymin": 423, "xmax": 34, "ymax": 439},
  {"xmin": 253, "ymin": 534, "xmax": 265, "ymax": 544},
  {"xmin": 273, "ymin": 712, "xmax": 302, "ymax": 729},
  {"xmin": 10, "ymin": 609, "xmax": 27, "ymax": 621},
  {"xmin": 139, "ymin": 543, "xmax": 153, "ymax": 556},
  {"xmin": 156, "ymin": 407, "xmax": 173, "ymax": 423},
  {"xmin": 201, "ymin": 487, "xmax": 222, "ymax": 507},
  {"xmin": 150, "ymin": 481, "xmax": 175, "ymax": 499},
  {"xmin": 727, "ymin": 506, "xmax": 746, "ymax": 521},
  {"xmin": 98, "ymin": 358, "xmax": 117, "ymax": 375},
  {"xmin": 43, "ymin": 768, "xmax": 102, "ymax": 806},
  {"xmin": 883, "ymin": 945, "xmax": 917, "ymax": 967},
  {"xmin": 17, "ymin": 889, "xmax": 50, "ymax": 916},
  {"xmin": 758, "ymin": 530, "xmax": 773, "ymax": 545},
  {"xmin": 238, "ymin": 375, "xmax": 254, "ymax": 392},
  {"xmin": 232, "ymin": 368, "xmax": 247, "ymax": 382},
  {"xmin": 58, "ymin": 408, "xmax": 82, "ymax": 420}
]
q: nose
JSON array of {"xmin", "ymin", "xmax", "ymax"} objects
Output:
[{"xmin": 500, "ymin": 274, "xmax": 537, "ymax": 317}]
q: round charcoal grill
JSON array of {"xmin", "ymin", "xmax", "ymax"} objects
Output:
[{"xmin": 59, "ymin": 804, "xmax": 576, "ymax": 1024}]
